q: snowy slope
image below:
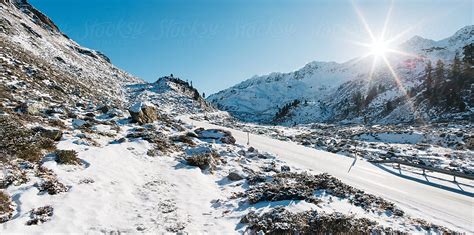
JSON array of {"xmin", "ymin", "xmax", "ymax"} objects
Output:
[
  {"xmin": 0, "ymin": 1, "xmax": 471, "ymax": 233},
  {"xmin": 0, "ymin": 0, "xmax": 142, "ymax": 106},
  {"xmin": 209, "ymin": 26, "xmax": 474, "ymax": 124},
  {"xmin": 126, "ymin": 76, "xmax": 215, "ymax": 116},
  {"xmin": 183, "ymin": 116, "xmax": 474, "ymax": 233}
]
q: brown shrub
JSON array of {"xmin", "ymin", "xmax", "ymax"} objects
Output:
[
  {"xmin": 0, "ymin": 116, "xmax": 56, "ymax": 162},
  {"xmin": 54, "ymin": 150, "xmax": 81, "ymax": 165},
  {"xmin": 0, "ymin": 191, "xmax": 13, "ymax": 223},
  {"xmin": 185, "ymin": 151, "xmax": 221, "ymax": 171}
]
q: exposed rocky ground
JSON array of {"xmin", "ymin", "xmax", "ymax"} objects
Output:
[{"xmin": 194, "ymin": 112, "xmax": 474, "ymax": 175}]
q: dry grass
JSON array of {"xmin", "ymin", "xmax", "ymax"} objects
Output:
[
  {"xmin": 0, "ymin": 191, "xmax": 13, "ymax": 223},
  {"xmin": 0, "ymin": 116, "xmax": 56, "ymax": 162}
]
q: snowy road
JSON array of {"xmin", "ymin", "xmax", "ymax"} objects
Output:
[{"xmin": 181, "ymin": 117, "xmax": 474, "ymax": 233}]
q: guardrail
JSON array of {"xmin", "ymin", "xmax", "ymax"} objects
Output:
[{"xmin": 369, "ymin": 159, "xmax": 474, "ymax": 181}]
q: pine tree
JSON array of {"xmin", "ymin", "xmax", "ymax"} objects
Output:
[
  {"xmin": 202, "ymin": 92, "xmax": 206, "ymax": 98},
  {"xmin": 385, "ymin": 100, "xmax": 393, "ymax": 112},
  {"xmin": 451, "ymin": 53, "xmax": 462, "ymax": 90},
  {"xmin": 352, "ymin": 91, "xmax": 363, "ymax": 113},
  {"xmin": 365, "ymin": 86, "xmax": 378, "ymax": 106},
  {"xmin": 463, "ymin": 44, "xmax": 474, "ymax": 65},
  {"xmin": 433, "ymin": 59, "xmax": 445, "ymax": 101},
  {"xmin": 462, "ymin": 44, "xmax": 474, "ymax": 85},
  {"xmin": 425, "ymin": 61, "xmax": 433, "ymax": 97}
]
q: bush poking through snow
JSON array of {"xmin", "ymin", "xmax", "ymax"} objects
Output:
[
  {"xmin": 0, "ymin": 116, "xmax": 56, "ymax": 162},
  {"xmin": 26, "ymin": 206, "xmax": 54, "ymax": 225},
  {"xmin": 35, "ymin": 178, "xmax": 68, "ymax": 195},
  {"xmin": 241, "ymin": 207, "xmax": 395, "ymax": 234},
  {"xmin": 0, "ymin": 191, "xmax": 13, "ymax": 223},
  {"xmin": 172, "ymin": 135, "xmax": 196, "ymax": 146},
  {"xmin": 126, "ymin": 129, "xmax": 178, "ymax": 153},
  {"xmin": 243, "ymin": 172, "xmax": 404, "ymax": 216},
  {"xmin": 0, "ymin": 164, "xmax": 28, "ymax": 189},
  {"xmin": 54, "ymin": 150, "xmax": 81, "ymax": 165},
  {"xmin": 185, "ymin": 151, "xmax": 221, "ymax": 172}
]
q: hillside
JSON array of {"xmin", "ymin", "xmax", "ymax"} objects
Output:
[
  {"xmin": 208, "ymin": 26, "xmax": 474, "ymax": 125},
  {"xmin": 0, "ymin": 1, "xmax": 472, "ymax": 233}
]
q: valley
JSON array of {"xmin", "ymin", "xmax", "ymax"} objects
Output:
[{"xmin": 0, "ymin": 0, "xmax": 472, "ymax": 234}]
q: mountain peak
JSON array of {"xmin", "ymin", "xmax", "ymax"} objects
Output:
[
  {"xmin": 447, "ymin": 25, "xmax": 474, "ymax": 44},
  {"xmin": 401, "ymin": 35, "xmax": 435, "ymax": 49}
]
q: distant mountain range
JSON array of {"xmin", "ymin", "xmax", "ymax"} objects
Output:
[{"xmin": 209, "ymin": 26, "xmax": 474, "ymax": 125}]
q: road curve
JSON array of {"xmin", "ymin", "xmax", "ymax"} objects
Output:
[{"xmin": 181, "ymin": 116, "xmax": 474, "ymax": 233}]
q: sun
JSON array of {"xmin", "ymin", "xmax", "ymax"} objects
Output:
[{"xmin": 369, "ymin": 40, "xmax": 388, "ymax": 57}]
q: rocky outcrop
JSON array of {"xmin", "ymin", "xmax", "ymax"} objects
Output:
[
  {"xmin": 11, "ymin": 0, "xmax": 60, "ymax": 32},
  {"xmin": 129, "ymin": 102, "xmax": 158, "ymax": 125},
  {"xmin": 32, "ymin": 127, "xmax": 63, "ymax": 141},
  {"xmin": 194, "ymin": 128, "xmax": 236, "ymax": 144}
]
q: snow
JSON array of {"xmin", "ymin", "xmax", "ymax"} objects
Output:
[
  {"xmin": 208, "ymin": 26, "xmax": 474, "ymax": 125},
  {"xmin": 182, "ymin": 116, "xmax": 474, "ymax": 233},
  {"xmin": 129, "ymin": 101, "xmax": 153, "ymax": 113},
  {"xmin": 357, "ymin": 132, "xmax": 424, "ymax": 144},
  {"xmin": 1, "ymin": 1, "xmax": 472, "ymax": 233}
]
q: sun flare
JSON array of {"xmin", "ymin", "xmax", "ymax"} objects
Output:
[{"xmin": 369, "ymin": 40, "xmax": 388, "ymax": 57}]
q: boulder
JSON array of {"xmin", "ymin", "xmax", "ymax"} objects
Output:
[
  {"xmin": 17, "ymin": 102, "xmax": 42, "ymax": 115},
  {"xmin": 32, "ymin": 127, "xmax": 63, "ymax": 141},
  {"xmin": 129, "ymin": 102, "xmax": 158, "ymax": 125},
  {"xmin": 195, "ymin": 128, "xmax": 236, "ymax": 144},
  {"xmin": 280, "ymin": 165, "xmax": 291, "ymax": 172},
  {"xmin": 466, "ymin": 137, "xmax": 474, "ymax": 150},
  {"xmin": 227, "ymin": 171, "xmax": 245, "ymax": 181},
  {"xmin": 72, "ymin": 119, "xmax": 86, "ymax": 128}
]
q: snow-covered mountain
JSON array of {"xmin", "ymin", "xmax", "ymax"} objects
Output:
[
  {"xmin": 126, "ymin": 76, "xmax": 214, "ymax": 116},
  {"xmin": 208, "ymin": 26, "xmax": 474, "ymax": 125},
  {"xmin": 0, "ymin": 0, "xmax": 142, "ymax": 109},
  {"xmin": 0, "ymin": 1, "xmax": 472, "ymax": 233}
]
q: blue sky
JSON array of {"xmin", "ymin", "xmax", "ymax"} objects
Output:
[{"xmin": 30, "ymin": 0, "xmax": 472, "ymax": 95}]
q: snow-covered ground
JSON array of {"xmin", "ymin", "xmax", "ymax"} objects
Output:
[
  {"xmin": 1, "ymin": 1, "xmax": 472, "ymax": 233},
  {"xmin": 182, "ymin": 115, "xmax": 474, "ymax": 233},
  {"xmin": 1, "ymin": 103, "xmax": 469, "ymax": 233},
  {"xmin": 197, "ymin": 112, "xmax": 474, "ymax": 175}
]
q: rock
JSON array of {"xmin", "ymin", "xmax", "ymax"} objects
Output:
[
  {"xmin": 185, "ymin": 131, "xmax": 199, "ymax": 138},
  {"xmin": 466, "ymin": 137, "xmax": 474, "ymax": 150},
  {"xmin": 185, "ymin": 146, "xmax": 221, "ymax": 171},
  {"xmin": 72, "ymin": 119, "xmax": 87, "ymax": 128},
  {"xmin": 96, "ymin": 105, "xmax": 110, "ymax": 114},
  {"xmin": 195, "ymin": 128, "xmax": 236, "ymax": 144},
  {"xmin": 129, "ymin": 102, "xmax": 158, "ymax": 124},
  {"xmin": 107, "ymin": 108, "xmax": 124, "ymax": 118},
  {"xmin": 32, "ymin": 127, "xmax": 63, "ymax": 141},
  {"xmin": 248, "ymin": 146, "xmax": 256, "ymax": 152},
  {"xmin": 85, "ymin": 112, "xmax": 95, "ymax": 117},
  {"xmin": 227, "ymin": 171, "xmax": 245, "ymax": 181},
  {"xmin": 280, "ymin": 165, "xmax": 291, "ymax": 172},
  {"xmin": 220, "ymin": 133, "xmax": 236, "ymax": 144},
  {"xmin": 17, "ymin": 102, "xmax": 42, "ymax": 115}
]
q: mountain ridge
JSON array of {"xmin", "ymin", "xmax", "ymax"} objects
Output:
[{"xmin": 208, "ymin": 25, "xmax": 474, "ymax": 125}]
